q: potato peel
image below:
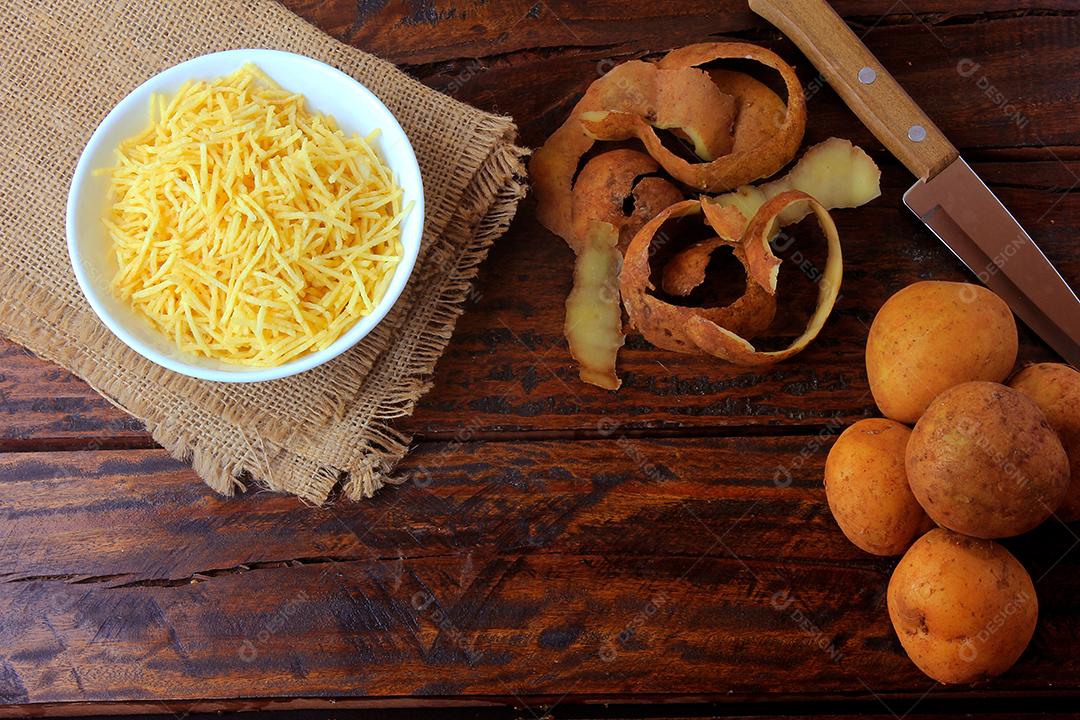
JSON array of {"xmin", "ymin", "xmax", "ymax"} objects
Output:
[
  {"xmin": 661, "ymin": 237, "xmax": 728, "ymax": 297},
  {"xmin": 565, "ymin": 221, "xmax": 626, "ymax": 389},
  {"xmin": 621, "ymin": 200, "xmax": 776, "ymax": 353},
  {"xmin": 529, "ymin": 83, "xmax": 604, "ymax": 246},
  {"xmin": 531, "ymin": 43, "xmax": 865, "ymax": 384},
  {"xmin": 628, "ymin": 178, "xmax": 687, "ymax": 252},
  {"xmin": 572, "ymin": 150, "xmax": 684, "ymax": 254},
  {"xmin": 530, "ymin": 62, "xmax": 730, "ymax": 247},
  {"xmin": 564, "ymin": 150, "xmax": 683, "ymax": 389},
  {"xmin": 699, "ymin": 201, "xmax": 749, "ymax": 241},
  {"xmin": 591, "ymin": 61, "xmax": 737, "ymax": 161},
  {"xmin": 709, "ymin": 137, "xmax": 882, "ymax": 228},
  {"xmin": 741, "ymin": 192, "xmax": 791, "ymax": 294},
  {"xmin": 707, "ymin": 69, "xmax": 788, "ymax": 154},
  {"xmin": 662, "ymin": 204, "xmax": 747, "ymax": 296},
  {"xmin": 683, "ymin": 191, "xmax": 843, "ymax": 366},
  {"xmin": 583, "ymin": 42, "xmax": 806, "ymax": 192},
  {"xmin": 623, "ymin": 191, "xmax": 840, "ymax": 362}
]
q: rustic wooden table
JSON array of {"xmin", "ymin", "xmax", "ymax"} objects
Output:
[{"xmin": 1, "ymin": 1, "xmax": 1078, "ymax": 718}]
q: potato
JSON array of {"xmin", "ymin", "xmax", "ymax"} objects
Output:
[
  {"xmin": 866, "ymin": 281, "xmax": 1017, "ymax": 424},
  {"xmin": 1009, "ymin": 363, "xmax": 1080, "ymax": 521},
  {"xmin": 888, "ymin": 528, "xmax": 1038, "ymax": 684},
  {"xmin": 825, "ymin": 418, "xmax": 933, "ymax": 555},
  {"xmin": 907, "ymin": 382, "xmax": 1070, "ymax": 538}
]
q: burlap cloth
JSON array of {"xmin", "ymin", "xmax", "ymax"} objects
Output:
[{"xmin": 0, "ymin": 0, "xmax": 527, "ymax": 502}]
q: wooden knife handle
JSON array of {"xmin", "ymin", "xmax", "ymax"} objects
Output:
[{"xmin": 749, "ymin": 0, "xmax": 958, "ymax": 180}]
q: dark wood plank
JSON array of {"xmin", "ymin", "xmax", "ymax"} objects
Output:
[
  {"xmin": 2, "ymin": 157, "xmax": 1075, "ymax": 446},
  {"xmin": 398, "ymin": 159, "xmax": 1076, "ymax": 436},
  {"xmin": 3, "ymin": 8, "xmax": 1079, "ymax": 445},
  {"xmin": 281, "ymin": 1, "xmax": 1080, "ymax": 66},
  {"xmin": 4, "ymin": 707, "xmax": 1080, "ymax": 720},
  {"xmin": 0, "ymin": 343, "xmax": 146, "ymax": 452},
  {"xmin": 0, "ymin": 443, "xmax": 1077, "ymax": 707},
  {"xmin": 5, "ymin": 705, "xmax": 1080, "ymax": 719},
  {"xmin": 356, "ymin": 11, "xmax": 1080, "ymax": 155}
]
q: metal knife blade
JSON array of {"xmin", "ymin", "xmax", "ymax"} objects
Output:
[{"xmin": 904, "ymin": 158, "xmax": 1080, "ymax": 366}]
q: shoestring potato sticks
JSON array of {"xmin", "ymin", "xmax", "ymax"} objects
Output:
[{"xmin": 99, "ymin": 64, "xmax": 408, "ymax": 367}]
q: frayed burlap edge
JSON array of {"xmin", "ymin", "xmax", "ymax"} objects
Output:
[
  {"xmin": 341, "ymin": 142, "xmax": 530, "ymax": 500},
  {"xmin": 0, "ymin": 132, "xmax": 528, "ymax": 504},
  {"xmin": 0, "ymin": 0, "xmax": 531, "ymax": 504}
]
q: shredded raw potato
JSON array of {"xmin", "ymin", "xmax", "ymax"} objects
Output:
[{"xmin": 99, "ymin": 64, "xmax": 407, "ymax": 367}]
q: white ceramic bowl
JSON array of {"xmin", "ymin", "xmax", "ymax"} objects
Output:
[{"xmin": 67, "ymin": 49, "xmax": 424, "ymax": 383}]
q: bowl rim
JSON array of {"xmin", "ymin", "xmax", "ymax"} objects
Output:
[{"xmin": 66, "ymin": 48, "xmax": 425, "ymax": 383}]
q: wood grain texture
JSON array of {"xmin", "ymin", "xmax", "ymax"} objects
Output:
[
  {"xmin": 748, "ymin": 0, "xmax": 958, "ymax": 179},
  {"xmin": 5, "ymin": 705, "xmax": 1080, "ymax": 719},
  {"xmin": 399, "ymin": 13, "xmax": 1080, "ymax": 154},
  {"xmin": 0, "ymin": 444, "xmax": 1078, "ymax": 708},
  {"xmin": 397, "ymin": 160, "xmax": 1075, "ymax": 436},
  {"xmin": 3, "ymin": 160, "xmax": 1072, "ymax": 445},
  {"xmin": 1, "ymin": 1, "xmax": 1079, "ymax": 715},
  {"xmin": 282, "ymin": 0, "xmax": 1080, "ymax": 66},
  {"xmin": 2, "ymin": 10, "xmax": 1079, "ymax": 444}
]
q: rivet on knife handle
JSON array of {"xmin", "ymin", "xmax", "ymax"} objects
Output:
[{"xmin": 748, "ymin": 0, "xmax": 958, "ymax": 180}]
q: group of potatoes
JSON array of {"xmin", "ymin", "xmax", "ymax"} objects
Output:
[{"xmin": 824, "ymin": 280, "xmax": 1079, "ymax": 684}]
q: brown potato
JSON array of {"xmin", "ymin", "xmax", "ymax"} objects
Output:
[
  {"xmin": 1009, "ymin": 363, "xmax": 1080, "ymax": 521},
  {"xmin": 888, "ymin": 528, "xmax": 1038, "ymax": 684},
  {"xmin": 907, "ymin": 382, "xmax": 1070, "ymax": 538},
  {"xmin": 824, "ymin": 418, "xmax": 932, "ymax": 555},
  {"xmin": 866, "ymin": 281, "xmax": 1017, "ymax": 424}
]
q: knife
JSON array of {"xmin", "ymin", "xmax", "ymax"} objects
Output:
[{"xmin": 749, "ymin": 0, "xmax": 1080, "ymax": 367}]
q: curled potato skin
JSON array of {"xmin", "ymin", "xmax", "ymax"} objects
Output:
[
  {"xmin": 531, "ymin": 41, "xmax": 806, "ymax": 245},
  {"xmin": 571, "ymin": 150, "xmax": 684, "ymax": 254},
  {"xmin": 706, "ymin": 69, "xmax": 788, "ymax": 154},
  {"xmin": 562, "ymin": 152, "xmax": 683, "ymax": 389},
  {"xmin": 740, "ymin": 192, "xmax": 788, "ymax": 293},
  {"xmin": 661, "ymin": 237, "xmax": 728, "ymax": 297},
  {"xmin": 681, "ymin": 192, "xmax": 843, "ymax": 366},
  {"xmin": 563, "ymin": 151, "xmax": 684, "ymax": 388},
  {"xmin": 708, "ymin": 137, "xmax": 882, "ymax": 229},
  {"xmin": 531, "ymin": 62, "xmax": 730, "ymax": 247},
  {"xmin": 531, "ymin": 44, "xmax": 864, "ymax": 381},
  {"xmin": 582, "ymin": 42, "xmax": 806, "ymax": 192},
  {"xmin": 590, "ymin": 61, "xmax": 737, "ymax": 161},
  {"xmin": 662, "ymin": 204, "xmax": 749, "ymax": 297},
  {"xmin": 565, "ymin": 221, "xmax": 625, "ymax": 390},
  {"xmin": 622, "ymin": 190, "xmax": 843, "ymax": 363},
  {"xmin": 529, "ymin": 92, "xmax": 600, "ymax": 245},
  {"xmin": 620, "ymin": 199, "xmax": 778, "ymax": 353}
]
